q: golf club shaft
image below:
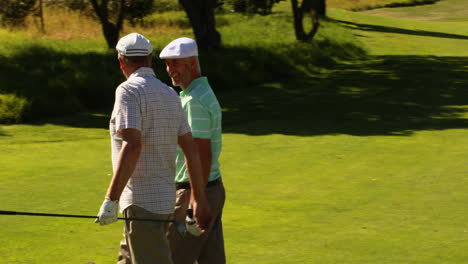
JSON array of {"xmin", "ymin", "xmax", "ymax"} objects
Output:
[{"xmin": 0, "ymin": 210, "xmax": 175, "ymax": 223}]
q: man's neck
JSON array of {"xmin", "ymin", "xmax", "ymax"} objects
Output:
[
  {"xmin": 181, "ymin": 74, "xmax": 201, "ymax": 90},
  {"xmin": 125, "ymin": 65, "xmax": 150, "ymax": 79}
]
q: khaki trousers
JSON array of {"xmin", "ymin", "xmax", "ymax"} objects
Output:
[
  {"xmin": 117, "ymin": 205, "xmax": 173, "ymax": 264},
  {"xmin": 168, "ymin": 181, "xmax": 226, "ymax": 264}
]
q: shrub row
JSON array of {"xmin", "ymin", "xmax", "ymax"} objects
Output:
[{"xmin": 0, "ymin": 17, "xmax": 366, "ymax": 124}]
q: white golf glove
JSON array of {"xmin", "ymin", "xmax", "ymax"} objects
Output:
[{"xmin": 95, "ymin": 197, "xmax": 119, "ymax": 226}]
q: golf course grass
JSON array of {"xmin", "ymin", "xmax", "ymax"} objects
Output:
[{"xmin": 0, "ymin": 1, "xmax": 467, "ymax": 263}]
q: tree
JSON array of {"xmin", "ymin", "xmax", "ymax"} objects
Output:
[
  {"xmin": 89, "ymin": 0, "xmax": 125, "ymax": 49},
  {"xmin": 290, "ymin": 0, "xmax": 325, "ymax": 42},
  {"xmin": 179, "ymin": 0, "xmax": 221, "ymax": 50}
]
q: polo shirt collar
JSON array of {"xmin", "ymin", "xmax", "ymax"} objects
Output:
[
  {"xmin": 129, "ymin": 67, "xmax": 156, "ymax": 79},
  {"xmin": 181, "ymin": 77, "xmax": 207, "ymax": 96}
]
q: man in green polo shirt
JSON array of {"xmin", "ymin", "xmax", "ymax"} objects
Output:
[{"xmin": 160, "ymin": 37, "xmax": 226, "ymax": 264}]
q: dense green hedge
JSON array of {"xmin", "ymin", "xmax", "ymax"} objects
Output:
[
  {"xmin": 0, "ymin": 16, "xmax": 366, "ymax": 124},
  {"xmin": 0, "ymin": 47, "xmax": 121, "ymax": 122}
]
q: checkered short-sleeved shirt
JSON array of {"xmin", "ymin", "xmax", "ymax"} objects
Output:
[{"xmin": 110, "ymin": 67, "xmax": 191, "ymax": 214}]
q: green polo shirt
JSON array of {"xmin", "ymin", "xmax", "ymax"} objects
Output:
[{"xmin": 175, "ymin": 77, "xmax": 222, "ymax": 183}]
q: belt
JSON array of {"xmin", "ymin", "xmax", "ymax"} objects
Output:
[{"xmin": 176, "ymin": 177, "xmax": 221, "ymax": 190}]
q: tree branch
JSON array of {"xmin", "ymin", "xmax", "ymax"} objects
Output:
[
  {"xmin": 116, "ymin": 0, "xmax": 126, "ymax": 32},
  {"xmin": 89, "ymin": 0, "xmax": 106, "ymax": 24}
]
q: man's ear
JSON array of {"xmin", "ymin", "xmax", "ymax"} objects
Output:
[
  {"xmin": 118, "ymin": 56, "xmax": 125, "ymax": 71},
  {"xmin": 190, "ymin": 57, "xmax": 197, "ymax": 71},
  {"xmin": 148, "ymin": 54, "xmax": 153, "ymax": 66}
]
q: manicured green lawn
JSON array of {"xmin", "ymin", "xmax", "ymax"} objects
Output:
[
  {"xmin": 1, "ymin": 2, "xmax": 467, "ymax": 264},
  {"xmin": 1, "ymin": 116, "xmax": 466, "ymax": 263},
  {"xmin": 222, "ymin": 131, "xmax": 467, "ymax": 263}
]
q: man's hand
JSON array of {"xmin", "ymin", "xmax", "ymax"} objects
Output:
[
  {"xmin": 191, "ymin": 197, "xmax": 212, "ymax": 231},
  {"xmin": 95, "ymin": 197, "xmax": 119, "ymax": 226}
]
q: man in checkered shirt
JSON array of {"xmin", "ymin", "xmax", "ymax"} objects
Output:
[{"xmin": 95, "ymin": 33, "xmax": 211, "ymax": 264}]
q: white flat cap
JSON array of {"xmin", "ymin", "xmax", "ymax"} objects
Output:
[
  {"xmin": 116, "ymin": 33, "xmax": 153, "ymax": 57},
  {"xmin": 159, "ymin": 37, "xmax": 198, "ymax": 59}
]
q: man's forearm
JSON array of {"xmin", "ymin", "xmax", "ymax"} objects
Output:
[
  {"xmin": 184, "ymin": 148, "xmax": 206, "ymax": 200},
  {"xmin": 178, "ymin": 133, "xmax": 206, "ymax": 199},
  {"xmin": 178, "ymin": 132, "xmax": 212, "ymax": 229},
  {"xmin": 194, "ymin": 138, "xmax": 212, "ymax": 187}
]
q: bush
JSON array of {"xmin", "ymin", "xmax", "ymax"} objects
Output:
[
  {"xmin": 0, "ymin": 8, "xmax": 367, "ymax": 124},
  {"xmin": 226, "ymin": 0, "xmax": 285, "ymax": 15},
  {"xmin": 42, "ymin": 0, "xmax": 159, "ymax": 27},
  {"xmin": 0, "ymin": 94, "xmax": 30, "ymax": 123},
  {"xmin": 125, "ymin": 0, "xmax": 155, "ymax": 26},
  {"xmin": 0, "ymin": 45, "xmax": 120, "ymax": 123},
  {"xmin": 153, "ymin": 0, "xmax": 182, "ymax": 12},
  {"xmin": 0, "ymin": 0, "xmax": 36, "ymax": 27}
]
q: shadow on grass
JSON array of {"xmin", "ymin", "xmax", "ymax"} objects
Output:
[
  {"xmin": 0, "ymin": 126, "xmax": 7, "ymax": 136},
  {"xmin": 1, "ymin": 42, "xmax": 466, "ymax": 136},
  {"xmin": 353, "ymin": 0, "xmax": 442, "ymax": 11},
  {"xmin": 332, "ymin": 19, "xmax": 468, "ymax": 40},
  {"xmin": 0, "ymin": 38, "xmax": 363, "ymax": 128},
  {"xmin": 26, "ymin": 112, "xmax": 111, "ymax": 129},
  {"xmin": 0, "ymin": 46, "xmax": 122, "ymax": 123},
  {"xmin": 220, "ymin": 55, "xmax": 468, "ymax": 136}
]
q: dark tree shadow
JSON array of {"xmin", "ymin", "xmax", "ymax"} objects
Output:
[
  {"xmin": 219, "ymin": 55, "xmax": 468, "ymax": 136},
  {"xmin": 330, "ymin": 19, "xmax": 468, "ymax": 40},
  {"xmin": 0, "ymin": 46, "xmax": 121, "ymax": 127},
  {"xmin": 1, "ymin": 40, "xmax": 466, "ymax": 136},
  {"xmin": 0, "ymin": 126, "xmax": 7, "ymax": 136}
]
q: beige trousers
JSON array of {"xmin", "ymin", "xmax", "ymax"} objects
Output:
[
  {"xmin": 168, "ymin": 181, "xmax": 226, "ymax": 264},
  {"xmin": 117, "ymin": 205, "xmax": 173, "ymax": 264}
]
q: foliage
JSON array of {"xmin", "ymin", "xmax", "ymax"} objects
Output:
[
  {"xmin": 0, "ymin": 10, "xmax": 367, "ymax": 123},
  {"xmin": 45, "ymin": 0, "xmax": 156, "ymax": 26},
  {"xmin": 44, "ymin": 0, "xmax": 89, "ymax": 10},
  {"xmin": 0, "ymin": 94, "xmax": 30, "ymax": 123},
  {"xmin": 226, "ymin": 0, "xmax": 285, "ymax": 15},
  {"xmin": 2, "ymin": 0, "xmax": 466, "ymax": 123},
  {"xmin": 0, "ymin": 44, "xmax": 119, "ymax": 123},
  {"xmin": 124, "ymin": 0, "xmax": 155, "ymax": 26},
  {"xmin": 89, "ymin": 0, "xmax": 126, "ymax": 48},
  {"xmin": 0, "ymin": 0, "xmax": 36, "ymax": 27},
  {"xmin": 152, "ymin": 0, "xmax": 183, "ymax": 12}
]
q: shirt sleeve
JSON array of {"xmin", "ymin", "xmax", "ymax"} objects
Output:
[
  {"xmin": 185, "ymin": 97, "xmax": 211, "ymax": 139},
  {"xmin": 114, "ymin": 87, "xmax": 141, "ymax": 131},
  {"xmin": 178, "ymin": 106, "xmax": 191, "ymax": 136}
]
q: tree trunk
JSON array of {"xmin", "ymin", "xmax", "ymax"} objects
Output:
[
  {"xmin": 317, "ymin": 0, "xmax": 326, "ymax": 15},
  {"xmin": 290, "ymin": 0, "xmax": 323, "ymax": 42},
  {"xmin": 89, "ymin": 0, "xmax": 125, "ymax": 49},
  {"xmin": 291, "ymin": 0, "xmax": 305, "ymax": 41},
  {"xmin": 179, "ymin": 0, "xmax": 221, "ymax": 50},
  {"xmin": 38, "ymin": 0, "xmax": 45, "ymax": 33},
  {"xmin": 102, "ymin": 22, "xmax": 120, "ymax": 48}
]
